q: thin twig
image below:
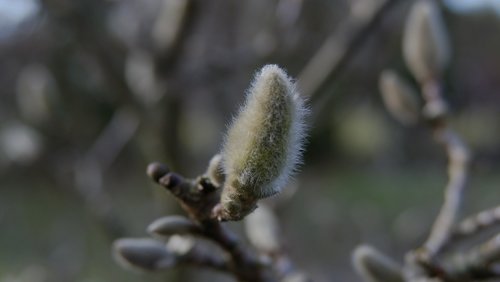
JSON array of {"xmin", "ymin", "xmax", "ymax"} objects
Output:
[
  {"xmin": 444, "ymin": 233, "xmax": 500, "ymax": 281},
  {"xmin": 451, "ymin": 205, "xmax": 500, "ymax": 243},
  {"xmin": 420, "ymin": 79, "xmax": 470, "ymax": 259},
  {"xmin": 74, "ymin": 108, "xmax": 140, "ymax": 240},
  {"xmin": 147, "ymin": 163, "xmax": 276, "ymax": 282},
  {"xmin": 402, "ymin": 79, "xmax": 470, "ymax": 281},
  {"xmin": 423, "ymin": 127, "xmax": 469, "ymax": 257},
  {"xmin": 298, "ymin": 0, "xmax": 403, "ymax": 102}
]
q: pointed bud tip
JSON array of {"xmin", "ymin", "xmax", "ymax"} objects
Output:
[{"xmin": 147, "ymin": 162, "xmax": 169, "ymax": 182}]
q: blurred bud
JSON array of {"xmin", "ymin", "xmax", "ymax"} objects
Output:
[
  {"xmin": 166, "ymin": 235, "xmax": 196, "ymax": 255},
  {"xmin": 0, "ymin": 122, "xmax": 43, "ymax": 165},
  {"xmin": 16, "ymin": 64, "xmax": 57, "ymax": 125},
  {"xmin": 152, "ymin": 0, "xmax": 189, "ymax": 52},
  {"xmin": 403, "ymin": 0, "xmax": 450, "ymax": 82},
  {"xmin": 349, "ymin": 0, "xmax": 382, "ymax": 20},
  {"xmin": 147, "ymin": 216, "xmax": 201, "ymax": 238},
  {"xmin": 113, "ymin": 238, "xmax": 175, "ymax": 271},
  {"xmin": 125, "ymin": 50, "xmax": 162, "ymax": 106},
  {"xmin": 244, "ymin": 204, "xmax": 281, "ymax": 253},
  {"xmin": 379, "ymin": 70, "xmax": 420, "ymax": 125},
  {"xmin": 219, "ymin": 64, "xmax": 307, "ymax": 221},
  {"xmin": 146, "ymin": 162, "xmax": 170, "ymax": 183},
  {"xmin": 283, "ymin": 272, "xmax": 312, "ymax": 282},
  {"xmin": 206, "ymin": 154, "xmax": 225, "ymax": 187},
  {"xmin": 352, "ymin": 245, "xmax": 403, "ymax": 282}
]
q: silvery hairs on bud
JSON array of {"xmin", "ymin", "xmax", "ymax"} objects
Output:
[
  {"xmin": 403, "ymin": 0, "xmax": 450, "ymax": 82},
  {"xmin": 379, "ymin": 70, "xmax": 420, "ymax": 125},
  {"xmin": 206, "ymin": 154, "xmax": 225, "ymax": 187},
  {"xmin": 219, "ymin": 64, "xmax": 307, "ymax": 221}
]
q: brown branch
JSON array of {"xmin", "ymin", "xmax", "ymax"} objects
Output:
[
  {"xmin": 419, "ymin": 79, "xmax": 470, "ymax": 260},
  {"xmin": 146, "ymin": 162, "xmax": 276, "ymax": 282}
]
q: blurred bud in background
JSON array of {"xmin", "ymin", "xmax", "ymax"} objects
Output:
[
  {"xmin": 403, "ymin": 0, "xmax": 451, "ymax": 82},
  {"xmin": 379, "ymin": 69, "xmax": 420, "ymax": 126},
  {"xmin": 152, "ymin": 0, "xmax": 189, "ymax": 52},
  {"xmin": 125, "ymin": 50, "xmax": 163, "ymax": 106},
  {"xmin": 0, "ymin": 121, "xmax": 43, "ymax": 166},
  {"xmin": 244, "ymin": 204, "xmax": 282, "ymax": 253},
  {"xmin": 16, "ymin": 64, "xmax": 58, "ymax": 126}
]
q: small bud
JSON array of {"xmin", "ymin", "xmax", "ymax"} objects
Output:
[
  {"xmin": 16, "ymin": 64, "xmax": 57, "ymax": 125},
  {"xmin": 352, "ymin": 245, "xmax": 403, "ymax": 282},
  {"xmin": 244, "ymin": 204, "xmax": 281, "ymax": 253},
  {"xmin": 0, "ymin": 122, "xmax": 43, "ymax": 165},
  {"xmin": 206, "ymin": 154, "xmax": 225, "ymax": 187},
  {"xmin": 219, "ymin": 64, "xmax": 307, "ymax": 221},
  {"xmin": 147, "ymin": 162, "xmax": 169, "ymax": 183},
  {"xmin": 113, "ymin": 238, "xmax": 175, "ymax": 271},
  {"xmin": 147, "ymin": 216, "xmax": 201, "ymax": 238},
  {"xmin": 403, "ymin": 0, "xmax": 450, "ymax": 82},
  {"xmin": 166, "ymin": 235, "xmax": 196, "ymax": 255},
  {"xmin": 283, "ymin": 272, "xmax": 312, "ymax": 282},
  {"xmin": 379, "ymin": 70, "xmax": 420, "ymax": 125}
]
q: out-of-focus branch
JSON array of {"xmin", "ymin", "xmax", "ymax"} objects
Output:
[
  {"xmin": 298, "ymin": 0, "xmax": 402, "ymax": 102},
  {"xmin": 420, "ymin": 79, "xmax": 470, "ymax": 260},
  {"xmin": 444, "ymin": 233, "xmax": 500, "ymax": 281},
  {"xmin": 74, "ymin": 108, "xmax": 140, "ymax": 240},
  {"xmin": 451, "ymin": 205, "xmax": 500, "ymax": 243}
]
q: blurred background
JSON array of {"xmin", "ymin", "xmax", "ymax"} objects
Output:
[{"xmin": 1, "ymin": 0, "xmax": 500, "ymax": 281}]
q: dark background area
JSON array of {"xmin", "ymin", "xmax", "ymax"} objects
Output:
[{"xmin": 1, "ymin": 0, "xmax": 499, "ymax": 281}]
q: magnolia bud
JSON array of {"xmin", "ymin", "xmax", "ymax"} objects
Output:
[
  {"xmin": 113, "ymin": 238, "xmax": 175, "ymax": 271},
  {"xmin": 379, "ymin": 70, "xmax": 420, "ymax": 125},
  {"xmin": 147, "ymin": 216, "xmax": 201, "ymax": 238},
  {"xmin": 403, "ymin": 0, "xmax": 450, "ymax": 82},
  {"xmin": 219, "ymin": 64, "xmax": 307, "ymax": 221},
  {"xmin": 352, "ymin": 245, "xmax": 403, "ymax": 282},
  {"xmin": 206, "ymin": 154, "xmax": 225, "ymax": 187}
]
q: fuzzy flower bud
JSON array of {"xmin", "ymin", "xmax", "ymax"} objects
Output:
[
  {"xmin": 379, "ymin": 70, "xmax": 420, "ymax": 125},
  {"xmin": 403, "ymin": 0, "xmax": 450, "ymax": 82},
  {"xmin": 218, "ymin": 64, "xmax": 307, "ymax": 221}
]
